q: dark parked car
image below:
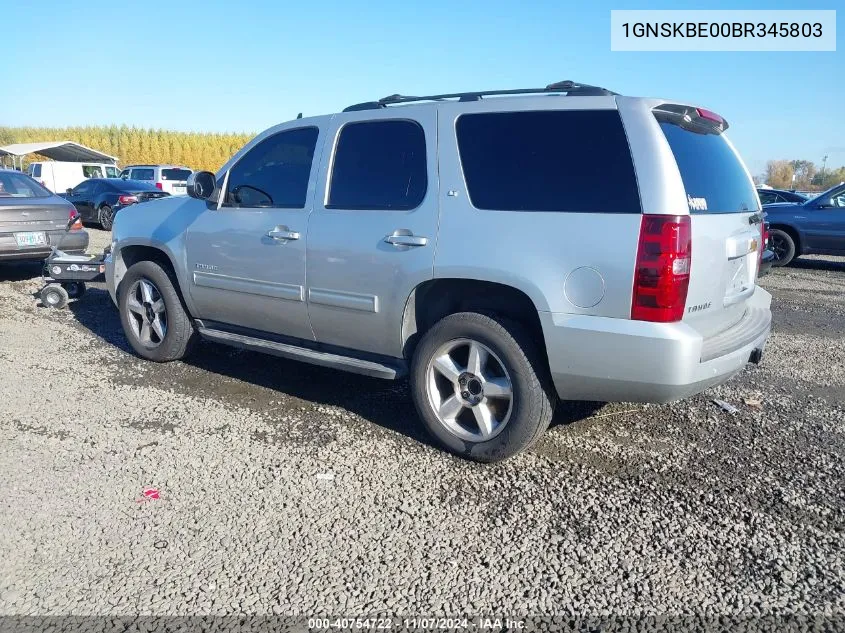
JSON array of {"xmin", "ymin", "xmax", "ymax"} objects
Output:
[
  {"xmin": 63, "ymin": 179, "xmax": 169, "ymax": 230},
  {"xmin": 0, "ymin": 170, "xmax": 88, "ymax": 262},
  {"xmin": 757, "ymin": 188, "xmax": 809, "ymax": 205},
  {"xmin": 763, "ymin": 182, "xmax": 845, "ymax": 266}
]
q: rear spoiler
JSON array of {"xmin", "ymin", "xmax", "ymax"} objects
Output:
[{"xmin": 652, "ymin": 103, "xmax": 729, "ymax": 135}]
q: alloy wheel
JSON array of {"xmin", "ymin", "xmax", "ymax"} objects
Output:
[
  {"xmin": 769, "ymin": 233, "xmax": 789, "ymax": 261},
  {"xmin": 126, "ymin": 278, "xmax": 167, "ymax": 347},
  {"xmin": 425, "ymin": 338, "xmax": 514, "ymax": 442}
]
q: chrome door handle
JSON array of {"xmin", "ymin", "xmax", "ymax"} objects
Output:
[
  {"xmin": 385, "ymin": 233, "xmax": 428, "ymax": 247},
  {"xmin": 268, "ymin": 228, "xmax": 300, "ymax": 241}
]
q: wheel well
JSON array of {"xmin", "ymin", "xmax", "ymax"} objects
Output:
[
  {"xmin": 770, "ymin": 224, "xmax": 801, "ymax": 253},
  {"xmin": 402, "ymin": 279, "xmax": 547, "ymax": 361},
  {"xmin": 119, "ymin": 245, "xmax": 175, "ymax": 271},
  {"xmin": 114, "ymin": 245, "xmax": 179, "ymax": 301}
]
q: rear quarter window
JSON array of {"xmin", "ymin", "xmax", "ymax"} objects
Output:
[
  {"xmin": 657, "ymin": 118, "xmax": 758, "ymax": 213},
  {"xmin": 455, "ymin": 110, "xmax": 641, "ymax": 213}
]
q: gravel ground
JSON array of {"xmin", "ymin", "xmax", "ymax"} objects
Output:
[{"xmin": 0, "ymin": 228, "xmax": 843, "ymax": 625}]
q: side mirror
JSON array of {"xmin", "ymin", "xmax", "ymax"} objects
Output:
[
  {"xmin": 187, "ymin": 171, "xmax": 216, "ymax": 200},
  {"xmin": 813, "ymin": 198, "xmax": 833, "ymax": 209},
  {"xmin": 66, "ymin": 188, "xmax": 73, "ymax": 195}
]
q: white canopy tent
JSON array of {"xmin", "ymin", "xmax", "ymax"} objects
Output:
[{"xmin": 0, "ymin": 141, "xmax": 117, "ymax": 170}]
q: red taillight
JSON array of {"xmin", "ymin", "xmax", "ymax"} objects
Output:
[
  {"xmin": 631, "ymin": 214, "xmax": 692, "ymax": 323},
  {"xmin": 118, "ymin": 195, "xmax": 138, "ymax": 205},
  {"xmin": 759, "ymin": 223, "xmax": 768, "ymax": 269},
  {"xmin": 696, "ymin": 107, "xmax": 725, "ymax": 125},
  {"xmin": 155, "ymin": 182, "xmax": 163, "ymax": 190},
  {"xmin": 68, "ymin": 209, "xmax": 82, "ymax": 230}
]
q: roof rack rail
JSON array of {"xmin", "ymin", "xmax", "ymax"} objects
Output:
[{"xmin": 342, "ymin": 80, "xmax": 617, "ymax": 112}]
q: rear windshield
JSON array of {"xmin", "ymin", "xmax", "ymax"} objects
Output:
[
  {"xmin": 161, "ymin": 168, "xmax": 191, "ymax": 181},
  {"xmin": 456, "ymin": 110, "xmax": 642, "ymax": 213},
  {"xmin": 0, "ymin": 171, "xmax": 52, "ymax": 198},
  {"xmin": 657, "ymin": 118, "xmax": 758, "ymax": 213}
]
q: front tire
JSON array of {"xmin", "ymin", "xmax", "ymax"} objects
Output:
[
  {"xmin": 119, "ymin": 260, "xmax": 196, "ymax": 362},
  {"xmin": 410, "ymin": 312, "xmax": 556, "ymax": 462},
  {"xmin": 98, "ymin": 205, "xmax": 114, "ymax": 231},
  {"xmin": 769, "ymin": 228, "xmax": 796, "ymax": 267}
]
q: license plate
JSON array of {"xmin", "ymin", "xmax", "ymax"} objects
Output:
[
  {"xmin": 173, "ymin": 185, "xmax": 186, "ymax": 192},
  {"xmin": 14, "ymin": 232, "xmax": 47, "ymax": 247}
]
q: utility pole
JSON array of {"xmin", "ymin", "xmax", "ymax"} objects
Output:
[{"xmin": 821, "ymin": 154, "xmax": 828, "ymax": 185}]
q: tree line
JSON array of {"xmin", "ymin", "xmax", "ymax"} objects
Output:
[
  {"xmin": 763, "ymin": 159, "xmax": 845, "ymax": 191},
  {"xmin": 3, "ymin": 126, "xmax": 843, "ymax": 193},
  {"xmin": 0, "ymin": 126, "xmax": 255, "ymax": 172}
]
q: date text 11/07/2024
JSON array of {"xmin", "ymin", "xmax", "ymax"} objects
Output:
[{"xmin": 308, "ymin": 617, "xmax": 527, "ymax": 630}]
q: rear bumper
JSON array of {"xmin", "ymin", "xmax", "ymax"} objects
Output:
[
  {"xmin": 0, "ymin": 229, "xmax": 88, "ymax": 261},
  {"xmin": 541, "ymin": 287, "xmax": 772, "ymax": 403}
]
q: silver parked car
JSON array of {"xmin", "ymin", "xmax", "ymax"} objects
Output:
[
  {"xmin": 0, "ymin": 170, "xmax": 88, "ymax": 262},
  {"xmin": 106, "ymin": 81, "xmax": 771, "ymax": 462}
]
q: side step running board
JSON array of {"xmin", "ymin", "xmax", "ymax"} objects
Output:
[{"xmin": 197, "ymin": 327, "xmax": 403, "ymax": 380}]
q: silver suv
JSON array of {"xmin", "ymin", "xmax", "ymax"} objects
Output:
[
  {"xmin": 106, "ymin": 81, "xmax": 772, "ymax": 462},
  {"xmin": 118, "ymin": 165, "xmax": 193, "ymax": 195}
]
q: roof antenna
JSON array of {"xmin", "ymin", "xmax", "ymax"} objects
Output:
[{"xmin": 296, "ymin": 112, "xmax": 302, "ymax": 119}]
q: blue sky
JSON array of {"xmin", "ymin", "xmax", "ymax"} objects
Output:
[{"xmin": 1, "ymin": 0, "xmax": 841, "ymax": 176}]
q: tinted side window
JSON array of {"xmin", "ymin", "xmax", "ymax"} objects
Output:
[
  {"xmin": 132, "ymin": 168, "xmax": 155, "ymax": 181},
  {"xmin": 657, "ymin": 119, "xmax": 758, "ymax": 213},
  {"xmin": 758, "ymin": 191, "xmax": 777, "ymax": 204},
  {"xmin": 456, "ymin": 110, "xmax": 641, "ymax": 213},
  {"xmin": 73, "ymin": 181, "xmax": 92, "ymax": 195},
  {"xmin": 32, "ymin": 164, "xmax": 42, "ymax": 178},
  {"xmin": 328, "ymin": 120, "xmax": 427, "ymax": 210},
  {"xmin": 82, "ymin": 165, "xmax": 103, "ymax": 178},
  {"xmin": 225, "ymin": 127, "xmax": 318, "ymax": 208}
]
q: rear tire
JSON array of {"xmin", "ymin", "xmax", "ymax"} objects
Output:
[
  {"xmin": 98, "ymin": 205, "xmax": 114, "ymax": 231},
  {"xmin": 410, "ymin": 312, "xmax": 556, "ymax": 462},
  {"xmin": 119, "ymin": 260, "xmax": 196, "ymax": 362},
  {"xmin": 41, "ymin": 284, "xmax": 69, "ymax": 309},
  {"xmin": 769, "ymin": 229, "xmax": 796, "ymax": 267}
]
